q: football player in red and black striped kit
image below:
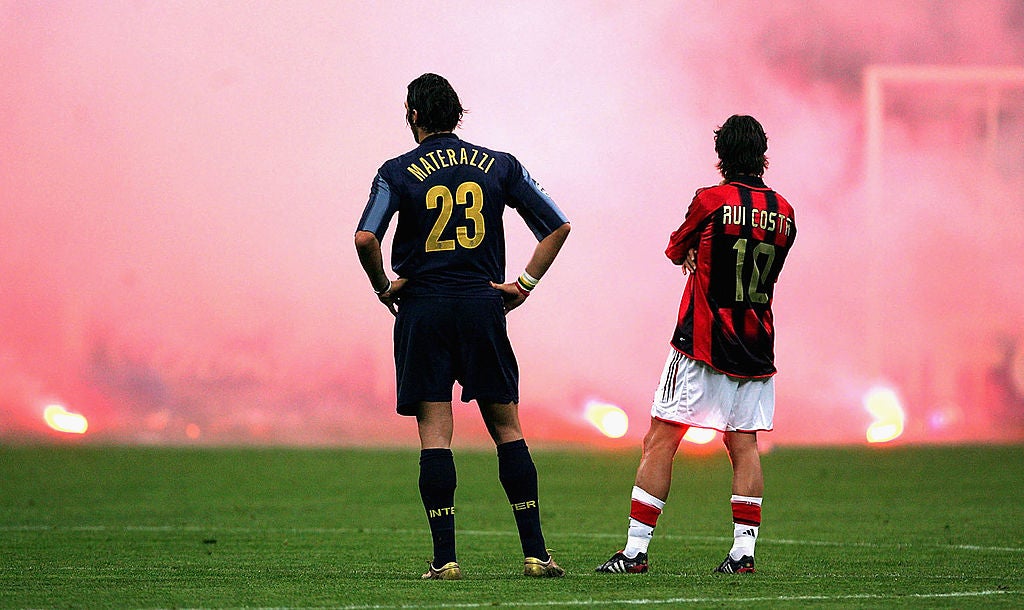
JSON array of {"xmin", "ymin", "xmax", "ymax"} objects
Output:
[{"xmin": 597, "ymin": 115, "xmax": 796, "ymax": 575}]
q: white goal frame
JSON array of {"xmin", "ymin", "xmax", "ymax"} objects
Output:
[
  {"xmin": 864, "ymin": 65, "xmax": 1024, "ymax": 209},
  {"xmin": 862, "ymin": 65, "xmax": 1024, "ymax": 376}
]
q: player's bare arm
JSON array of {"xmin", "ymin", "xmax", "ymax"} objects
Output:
[
  {"xmin": 491, "ymin": 222, "xmax": 571, "ymax": 314},
  {"xmin": 355, "ymin": 230, "xmax": 407, "ymax": 316}
]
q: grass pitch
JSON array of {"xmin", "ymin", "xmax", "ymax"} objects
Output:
[{"xmin": 1, "ymin": 443, "xmax": 1022, "ymax": 608}]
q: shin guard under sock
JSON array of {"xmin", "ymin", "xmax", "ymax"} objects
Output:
[
  {"xmin": 497, "ymin": 439, "xmax": 547, "ymax": 559},
  {"xmin": 625, "ymin": 486, "xmax": 665, "ymax": 557},
  {"xmin": 419, "ymin": 448, "xmax": 457, "ymax": 566},
  {"xmin": 729, "ymin": 494, "xmax": 762, "ymax": 560}
]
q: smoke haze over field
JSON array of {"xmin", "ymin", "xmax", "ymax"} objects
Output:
[{"xmin": 2, "ymin": 1, "xmax": 1023, "ymax": 446}]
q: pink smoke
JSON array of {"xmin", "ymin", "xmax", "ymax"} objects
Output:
[{"xmin": 1, "ymin": 1, "xmax": 1022, "ymax": 446}]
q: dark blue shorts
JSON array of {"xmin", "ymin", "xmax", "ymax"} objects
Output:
[{"xmin": 393, "ymin": 295, "xmax": 519, "ymax": 416}]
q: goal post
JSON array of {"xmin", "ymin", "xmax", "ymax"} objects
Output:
[
  {"xmin": 864, "ymin": 65, "xmax": 1024, "ymax": 217},
  {"xmin": 861, "ymin": 64, "xmax": 1024, "ymax": 382}
]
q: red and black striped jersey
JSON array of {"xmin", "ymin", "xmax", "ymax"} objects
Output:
[{"xmin": 666, "ymin": 176, "xmax": 796, "ymax": 378}]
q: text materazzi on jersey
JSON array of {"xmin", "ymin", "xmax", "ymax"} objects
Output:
[{"xmin": 407, "ymin": 146, "xmax": 495, "ymax": 181}]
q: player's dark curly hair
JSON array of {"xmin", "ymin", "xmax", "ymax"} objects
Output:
[
  {"xmin": 406, "ymin": 73, "xmax": 464, "ymax": 134},
  {"xmin": 715, "ymin": 115, "xmax": 769, "ymax": 178}
]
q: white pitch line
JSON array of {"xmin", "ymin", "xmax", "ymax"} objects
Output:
[
  {"xmin": 4, "ymin": 524, "xmax": 1022, "ymax": 554},
  {"xmin": 167, "ymin": 589, "xmax": 1019, "ymax": 610}
]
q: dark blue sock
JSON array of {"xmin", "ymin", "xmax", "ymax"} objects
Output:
[
  {"xmin": 497, "ymin": 439, "xmax": 547, "ymax": 559},
  {"xmin": 419, "ymin": 448, "xmax": 457, "ymax": 566}
]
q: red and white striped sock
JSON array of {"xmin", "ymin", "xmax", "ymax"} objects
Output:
[
  {"xmin": 624, "ymin": 486, "xmax": 665, "ymax": 558},
  {"xmin": 729, "ymin": 494, "xmax": 762, "ymax": 560}
]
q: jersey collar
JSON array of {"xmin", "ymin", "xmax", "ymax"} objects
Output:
[
  {"xmin": 420, "ymin": 132, "xmax": 460, "ymax": 145},
  {"xmin": 726, "ymin": 175, "xmax": 767, "ymax": 189}
]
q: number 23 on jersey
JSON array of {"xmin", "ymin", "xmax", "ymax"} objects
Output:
[{"xmin": 425, "ymin": 181, "xmax": 485, "ymax": 252}]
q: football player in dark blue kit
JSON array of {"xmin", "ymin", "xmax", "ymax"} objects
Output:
[{"xmin": 355, "ymin": 73, "xmax": 570, "ymax": 580}]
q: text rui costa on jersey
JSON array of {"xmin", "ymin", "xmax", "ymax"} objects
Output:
[{"xmin": 722, "ymin": 204, "xmax": 794, "ymax": 237}]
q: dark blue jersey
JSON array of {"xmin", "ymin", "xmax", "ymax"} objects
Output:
[{"xmin": 357, "ymin": 133, "xmax": 568, "ymax": 297}]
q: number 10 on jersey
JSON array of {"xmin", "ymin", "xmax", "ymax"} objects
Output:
[{"xmin": 732, "ymin": 238, "xmax": 776, "ymax": 304}]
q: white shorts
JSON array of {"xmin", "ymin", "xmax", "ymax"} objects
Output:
[{"xmin": 651, "ymin": 349, "xmax": 774, "ymax": 432}]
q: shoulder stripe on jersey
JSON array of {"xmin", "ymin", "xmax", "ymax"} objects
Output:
[
  {"xmin": 733, "ymin": 186, "xmax": 755, "ymax": 335},
  {"xmin": 764, "ymin": 189, "xmax": 778, "ymax": 217},
  {"xmin": 360, "ymin": 173, "xmax": 393, "ymax": 237},
  {"xmin": 737, "ymin": 185, "xmax": 755, "ymax": 240},
  {"xmin": 516, "ymin": 166, "xmax": 568, "ymax": 240},
  {"xmin": 764, "ymin": 190, "xmax": 779, "ymax": 240}
]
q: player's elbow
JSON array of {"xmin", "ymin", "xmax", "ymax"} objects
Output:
[
  {"xmin": 538, "ymin": 222, "xmax": 570, "ymax": 250},
  {"xmin": 354, "ymin": 230, "xmax": 378, "ymax": 253},
  {"xmin": 666, "ymin": 247, "xmax": 689, "ymax": 265}
]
